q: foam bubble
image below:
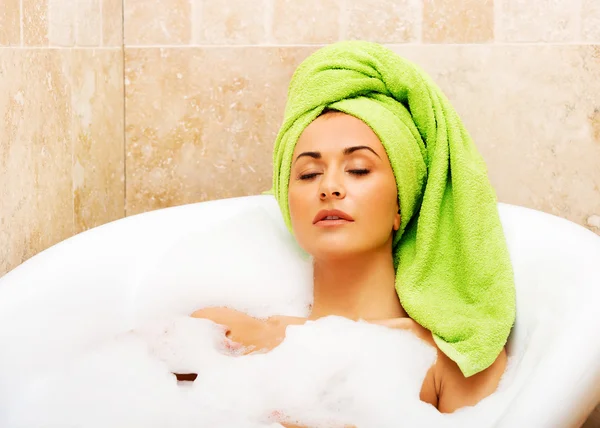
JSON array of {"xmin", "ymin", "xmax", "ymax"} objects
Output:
[
  {"xmin": 1, "ymin": 207, "xmax": 518, "ymax": 427},
  {"xmin": 4, "ymin": 315, "xmax": 516, "ymax": 427}
]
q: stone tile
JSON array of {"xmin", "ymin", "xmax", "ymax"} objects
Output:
[
  {"xmin": 48, "ymin": 0, "xmax": 74, "ymax": 46},
  {"xmin": 582, "ymin": 0, "xmax": 600, "ymax": 42},
  {"xmin": 193, "ymin": 0, "xmax": 267, "ymax": 44},
  {"xmin": 389, "ymin": 44, "xmax": 600, "ymax": 233},
  {"xmin": 496, "ymin": 0, "xmax": 579, "ymax": 42},
  {"xmin": 346, "ymin": 0, "xmax": 420, "ymax": 43},
  {"xmin": 423, "ymin": 0, "xmax": 493, "ymax": 43},
  {"xmin": 124, "ymin": 44, "xmax": 600, "ymax": 231},
  {"xmin": 71, "ymin": 49, "xmax": 125, "ymax": 233},
  {"xmin": 75, "ymin": 0, "xmax": 102, "ymax": 46},
  {"xmin": 103, "ymin": 0, "xmax": 124, "ymax": 46},
  {"xmin": 0, "ymin": 50, "xmax": 73, "ymax": 276},
  {"xmin": 48, "ymin": 0, "xmax": 104, "ymax": 47},
  {"xmin": 124, "ymin": 47, "xmax": 315, "ymax": 215},
  {"xmin": 23, "ymin": 0, "xmax": 49, "ymax": 46},
  {"xmin": 272, "ymin": 0, "xmax": 340, "ymax": 44},
  {"xmin": 124, "ymin": 0, "xmax": 191, "ymax": 45},
  {"xmin": 0, "ymin": 0, "xmax": 21, "ymax": 46}
]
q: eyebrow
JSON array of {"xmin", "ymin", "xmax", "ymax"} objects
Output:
[{"xmin": 294, "ymin": 145, "xmax": 381, "ymax": 163}]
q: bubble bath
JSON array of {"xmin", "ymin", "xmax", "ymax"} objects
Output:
[
  {"xmin": 4, "ymin": 317, "xmax": 518, "ymax": 428},
  {"xmin": 1, "ymin": 206, "xmax": 520, "ymax": 428}
]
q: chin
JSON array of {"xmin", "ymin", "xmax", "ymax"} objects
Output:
[
  {"xmin": 305, "ymin": 233, "xmax": 393, "ymax": 262},
  {"xmin": 310, "ymin": 242, "xmax": 366, "ymax": 261}
]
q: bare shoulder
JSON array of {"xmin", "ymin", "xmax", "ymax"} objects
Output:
[
  {"xmin": 371, "ymin": 317, "xmax": 436, "ymax": 348},
  {"xmin": 372, "ymin": 317, "xmax": 507, "ymax": 412},
  {"xmin": 370, "ymin": 317, "xmax": 439, "ymax": 407},
  {"xmin": 436, "ymin": 345, "xmax": 507, "ymax": 413}
]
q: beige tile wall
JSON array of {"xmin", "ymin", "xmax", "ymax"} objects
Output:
[
  {"xmin": 2, "ymin": 0, "xmax": 600, "ymax": 259},
  {"xmin": 1, "ymin": 0, "xmax": 124, "ymax": 276},
  {"xmin": 1, "ymin": 1, "xmax": 600, "ymax": 423},
  {"xmin": 122, "ymin": 0, "xmax": 600, "ymax": 235},
  {"xmin": 124, "ymin": 47, "xmax": 304, "ymax": 214},
  {"xmin": 423, "ymin": 0, "xmax": 493, "ymax": 43}
]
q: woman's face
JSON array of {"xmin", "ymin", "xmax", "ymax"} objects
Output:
[{"xmin": 288, "ymin": 111, "xmax": 400, "ymax": 261}]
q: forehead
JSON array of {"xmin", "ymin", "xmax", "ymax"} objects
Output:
[{"xmin": 293, "ymin": 112, "xmax": 386, "ymax": 155}]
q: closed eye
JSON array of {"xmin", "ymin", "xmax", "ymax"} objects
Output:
[
  {"xmin": 298, "ymin": 169, "xmax": 369, "ymax": 180},
  {"xmin": 348, "ymin": 169, "xmax": 370, "ymax": 176},
  {"xmin": 299, "ymin": 172, "xmax": 321, "ymax": 180}
]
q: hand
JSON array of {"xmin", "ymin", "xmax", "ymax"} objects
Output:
[
  {"xmin": 191, "ymin": 309, "xmax": 355, "ymax": 428},
  {"xmin": 191, "ymin": 307, "xmax": 287, "ymax": 355}
]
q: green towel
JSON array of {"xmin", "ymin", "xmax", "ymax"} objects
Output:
[{"xmin": 270, "ymin": 40, "xmax": 516, "ymax": 377}]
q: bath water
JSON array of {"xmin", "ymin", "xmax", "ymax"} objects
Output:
[{"xmin": 0, "ymin": 207, "xmax": 517, "ymax": 427}]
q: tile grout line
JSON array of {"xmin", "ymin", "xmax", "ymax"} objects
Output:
[
  {"xmin": 74, "ymin": 0, "xmax": 79, "ymax": 47},
  {"xmin": 69, "ymin": 50, "xmax": 75, "ymax": 236},
  {"xmin": 47, "ymin": 0, "xmax": 53, "ymax": 47},
  {"xmin": 190, "ymin": 0, "xmax": 197, "ymax": 45},
  {"xmin": 2, "ymin": 41, "xmax": 600, "ymax": 50},
  {"xmin": 0, "ymin": 46, "xmax": 125, "ymax": 50},
  {"xmin": 19, "ymin": 0, "xmax": 23, "ymax": 46},
  {"xmin": 106, "ymin": 41, "xmax": 600, "ymax": 48},
  {"xmin": 122, "ymin": 0, "xmax": 126, "ymax": 218},
  {"xmin": 264, "ymin": 0, "xmax": 273, "ymax": 44},
  {"xmin": 99, "ymin": 0, "xmax": 104, "ymax": 47},
  {"xmin": 574, "ymin": 0, "xmax": 584, "ymax": 43},
  {"xmin": 414, "ymin": 0, "xmax": 423, "ymax": 44},
  {"xmin": 493, "ymin": 0, "xmax": 500, "ymax": 45},
  {"xmin": 338, "ymin": 0, "xmax": 348, "ymax": 40}
]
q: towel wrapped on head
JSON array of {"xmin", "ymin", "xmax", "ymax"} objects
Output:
[{"xmin": 271, "ymin": 40, "xmax": 516, "ymax": 377}]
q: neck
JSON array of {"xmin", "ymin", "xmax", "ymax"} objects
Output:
[{"xmin": 309, "ymin": 247, "xmax": 407, "ymax": 322}]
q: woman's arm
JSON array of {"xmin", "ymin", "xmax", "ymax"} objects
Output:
[
  {"xmin": 191, "ymin": 309, "xmax": 505, "ymax": 417},
  {"xmin": 190, "ymin": 308, "xmax": 306, "ymax": 354},
  {"xmin": 371, "ymin": 318, "xmax": 506, "ymax": 412},
  {"xmin": 436, "ymin": 347, "xmax": 507, "ymax": 413},
  {"xmin": 371, "ymin": 318, "xmax": 438, "ymax": 408}
]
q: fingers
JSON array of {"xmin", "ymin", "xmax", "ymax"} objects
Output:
[
  {"xmin": 190, "ymin": 307, "xmax": 230, "ymax": 323},
  {"xmin": 268, "ymin": 411, "xmax": 306, "ymax": 428},
  {"xmin": 191, "ymin": 309, "xmax": 233, "ymax": 339},
  {"xmin": 195, "ymin": 316, "xmax": 243, "ymax": 356},
  {"xmin": 223, "ymin": 337, "xmax": 242, "ymax": 351},
  {"xmin": 218, "ymin": 337, "xmax": 251, "ymax": 357}
]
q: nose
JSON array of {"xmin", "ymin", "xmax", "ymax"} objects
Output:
[{"xmin": 319, "ymin": 170, "xmax": 346, "ymax": 200}]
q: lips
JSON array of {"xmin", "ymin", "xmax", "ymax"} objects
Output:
[{"xmin": 313, "ymin": 209, "xmax": 354, "ymax": 225}]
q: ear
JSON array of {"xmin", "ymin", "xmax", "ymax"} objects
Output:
[{"xmin": 393, "ymin": 210, "xmax": 401, "ymax": 232}]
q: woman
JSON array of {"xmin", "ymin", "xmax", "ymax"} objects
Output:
[{"xmin": 191, "ymin": 41, "xmax": 515, "ymax": 425}]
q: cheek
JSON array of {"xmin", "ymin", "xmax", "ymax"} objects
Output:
[
  {"xmin": 288, "ymin": 187, "xmax": 300, "ymax": 218},
  {"xmin": 288, "ymin": 190, "xmax": 315, "ymax": 253},
  {"xmin": 356, "ymin": 180, "xmax": 397, "ymax": 220},
  {"xmin": 288, "ymin": 186, "xmax": 310, "ymax": 230},
  {"xmin": 353, "ymin": 185, "xmax": 398, "ymax": 243},
  {"xmin": 363, "ymin": 199, "xmax": 395, "ymax": 228}
]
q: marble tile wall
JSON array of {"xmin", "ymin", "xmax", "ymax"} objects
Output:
[
  {"xmin": 123, "ymin": 0, "xmax": 600, "ymax": 237},
  {"xmin": 1, "ymin": 0, "xmax": 124, "ymax": 276},
  {"xmin": 2, "ymin": 0, "xmax": 600, "ymax": 276}
]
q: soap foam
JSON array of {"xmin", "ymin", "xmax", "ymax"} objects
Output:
[
  {"xmin": 4, "ymin": 316, "xmax": 516, "ymax": 428},
  {"xmin": 1, "ymin": 207, "xmax": 517, "ymax": 427}
]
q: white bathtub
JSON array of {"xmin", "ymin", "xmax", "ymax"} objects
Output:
[{"xmin": 1, "ymin": 195, "xmax": 599, "ymax": 427}]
